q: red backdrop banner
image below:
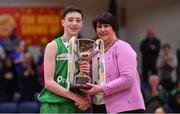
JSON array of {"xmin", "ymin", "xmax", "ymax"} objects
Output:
[{"xmin": 0, "ymin": 7, "xmax": 63, "ymax": 45}]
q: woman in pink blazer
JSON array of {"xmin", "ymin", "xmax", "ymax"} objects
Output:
[{"xmin": 82, "ymin": 12, "xmax": 145, "ymax": 113}]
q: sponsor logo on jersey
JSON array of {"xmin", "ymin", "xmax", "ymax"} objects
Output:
[
  {"xmin": 57, "ymin": 75, "xmax": 67, "ymax": 84},
  {"xmin": 56, "ymin": 53, "xmax": 70, "ymax": 60}
]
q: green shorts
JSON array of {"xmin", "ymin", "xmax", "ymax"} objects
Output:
[{"xmin": 40, "ymin": 101, "xmax": 85, "ymax": 113}]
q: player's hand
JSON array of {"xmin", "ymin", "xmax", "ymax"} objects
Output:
[
  {"xmin": 79, "ymin": 60, "xmax": 90, "ymax": 76},
  {"xmin": 74, "ymin": 95, "xmax": 90, "ymax": 111}
]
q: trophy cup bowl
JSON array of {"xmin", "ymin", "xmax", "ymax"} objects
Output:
[{"xmin": 70, "ymin": 39, "xmax": 98, "ymax": 90}]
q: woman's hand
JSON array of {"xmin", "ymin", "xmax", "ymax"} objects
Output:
[{"xmin": 81, "ymin": 83, "xmax": 103, "ymax": 95}]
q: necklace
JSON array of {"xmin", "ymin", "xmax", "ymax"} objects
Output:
[{"xmin": 104, "ymin": 39, "xmax": 118, "ymax": 52}]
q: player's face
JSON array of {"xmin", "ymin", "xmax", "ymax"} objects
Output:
[{"xmin": 62, "ymin": 12, "xmax": 83, "ymax": 37}]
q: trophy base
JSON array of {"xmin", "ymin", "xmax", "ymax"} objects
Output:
[
  {"xmin": 70, "ymin": 83, "xmax": 91, "ymax": 89},
  {"xmin": 69, "ymin": 84, "xmax": 91, "ymax": 96},
  {"xmin": 69, "ymin": 75, "xmax": 91, "ymax": 95},
  {"xmin": 70, "ymin": 75, "xmax": 91, "ymax": 89}
]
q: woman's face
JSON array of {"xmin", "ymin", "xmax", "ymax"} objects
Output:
[
  {"xmin": 62, "ymin": 12, "xmax": 83, "ymax": 37},
  {"xmin": 96, "ymin": 23, "xmax": 115, "ymax": 45}
]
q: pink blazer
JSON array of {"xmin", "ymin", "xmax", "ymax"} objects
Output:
[{"xmin": 102, "ymin": 40, "xmax": 145, "ymax": 113}]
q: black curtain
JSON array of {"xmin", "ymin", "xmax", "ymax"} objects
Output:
[{"xmin": 108, "ymin": 0, "xmax": 117, "ymax": 19}]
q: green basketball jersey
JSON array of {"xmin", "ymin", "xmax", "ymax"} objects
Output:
[{"xmin": 38, "ymin": 36, "xmax": 71, "ymax": 103}]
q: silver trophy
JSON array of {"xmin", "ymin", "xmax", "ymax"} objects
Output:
[{"xmin": 67, "ymin": 36, "xmax": 105, "ymax": 90}]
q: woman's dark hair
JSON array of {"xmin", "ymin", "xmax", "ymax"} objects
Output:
[
  {"xmin": 92, "ymin": 12, "xmax": 119, "ymax": 33},
  {"xmin": 162, "ymin": 43, "xmax": 171, "ymax": 49},
  {"xmin": 61, "ymin": 5, "xmax": 83, "ymax": 19}
]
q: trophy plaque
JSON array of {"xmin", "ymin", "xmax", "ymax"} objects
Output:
[{"xmin": 67, "ymin": 36, "xmax": 105, "ymax": 90}]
